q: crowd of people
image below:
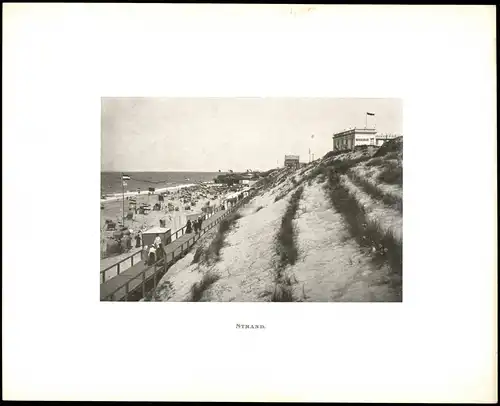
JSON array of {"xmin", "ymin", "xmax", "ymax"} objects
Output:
[
  {"xmin": 142, "ymin": 215, "xmax": 205, "ymax": 267},
  {"xmin": 133, "ymin": 190, "xmax": 249, "ymax": 267},
  {"xmin": 141, "ymin": 233, "xmax": 165, "ymax": 266},
  {"xmin": 185, "ymin": 216, "xmax": 204, "ymax": 234}
]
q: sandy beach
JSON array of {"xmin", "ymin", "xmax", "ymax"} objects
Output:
[
  {"xmin": 100, "ymin": 182, "xmax": 245, "ymax": 267},
  {"xmin": 100, "ymin": 183, "xmax": 198, "ymax": 203}
]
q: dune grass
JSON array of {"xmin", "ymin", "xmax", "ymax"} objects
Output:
[
  {"xmin": 384, "ymin": 151, "xmax": 400, "ymax": 160},
  {"xmin": 270, "ymin": 283, "xmax": 294, "ymax": 302},
  {"xmin": 323, "ymin": 167, "xmax": 402, "ymax": 294},
  {"xmin": 365, "ymin": 157, "xmax": 384, "ymax": 167},
  {"xmin": 274, "ymin": 179, "xmax": 304, "ymax": 202},
  {"xmin": 347, "ymin": 170, "xmax": 403, "ymax": 213},
  {"xmin": 378, "ymin": 164, "xmax": 403, "ymax": 186},
  {"xmin": 204, "ymin": 212, "xmax": 242, "ymax": 262},
  {"xmin": 188, "ymin": 272, "xmax": 221, "ymax": 302},
  {"xmin": 322, "ymin": 146, "xmax": 369, "ymax": 161},
  {"xmin": 268, "ymin": 186, "xmax": 304, "ymax": 302},
  {"xmin": 296, "ymin": 154, "xmax": 372, "ymax": 189},
  {"xmin": 191, "ymin": 246, "xmax": 204, "ymax": 264},
  {"xmin": 190, "ymin": 211, "xmax": 243, "ymax": 265},
  {"xmin": 373, "ymin": 137, "xmax": 403, "ymax": 158},
  {"xmin": 275, "ymin": 187, "xmax": 304, "ymax": 269},
  {"xmin": 274, "ymin": 192, "xmax": 286, "ymax": 202}
]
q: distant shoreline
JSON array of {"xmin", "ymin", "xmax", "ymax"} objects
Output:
[
  {"xmin": 101, "ymin": 171, "xmax": 225, "ymax": 199},
  {"xmin": 101, "ymin": 171, "xmax": 229, "ymax": 174},
  {"xmin": 100, "ymin": 183, "xmax": 221, "ymax": 204}
]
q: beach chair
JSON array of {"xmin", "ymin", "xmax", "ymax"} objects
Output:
[{"xmin": 106, "ymin": 222, "xmax": 116, "ymax": 231}]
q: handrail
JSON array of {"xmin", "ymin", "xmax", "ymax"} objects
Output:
[
  {"xmin": 105, "ymin": 254, "xmax": 166, "ymax": 301},
  {"xmin": 101, "ymin": 193, "xmax": 253, "ymax": 301},
  {"xmin": 103, "ymin": 218, "xmax": 212, "ymax": 300},
  {"xmin": 100, "ymin": 205, "xmax": 221, "ymax": 280},
  {"xmin": 101, "ymin": 248, "xmax": 141, "ymax": 274}
]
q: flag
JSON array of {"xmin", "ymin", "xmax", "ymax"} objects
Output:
[
  {"xmin": 122, "ymin": 174, "xmax": 131, "ymax": 180},
  {"xmin": 122, "ymin": 181, "xmax": 128, "ymax": 187},
  {"xmin": 367, "ymin": 112, "xmax": 375, "ymax": 116}
]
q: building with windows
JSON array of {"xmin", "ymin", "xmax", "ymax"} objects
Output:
[
  {"xmin": 374, "ymin": 133, "xmax": 400, "ymax": 146},
  {"xmin": 332, "ymin": 128, "xmax": 376, "ymax": 151},
  {"xmin": 332, "ymin": 128, "xmax": 401, "ymax": 151},
  {"xmin": 284, "ymin": 155, "xmax": 300, "ymax": 169}
]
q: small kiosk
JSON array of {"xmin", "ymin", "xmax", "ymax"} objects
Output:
[{"xmin": 142, "ymin": 226, "xmax": 172, "ymax": 247}]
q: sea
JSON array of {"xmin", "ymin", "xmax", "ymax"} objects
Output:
[{"xmin": 101, "ymin": 171, "xmax": 223, "ymax": 196}]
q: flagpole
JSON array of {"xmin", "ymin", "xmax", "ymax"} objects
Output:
[
  {"xmin": 365, "ymin": 113, "xmax": 367, "ymax": 129},
  {"xmin": 121, "ymin": 172, "xmax": 125, "ymax": 228}
]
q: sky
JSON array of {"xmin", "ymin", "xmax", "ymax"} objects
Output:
[{"xmin": 101, "ymin": 98, "xmax": 403, "ymax": 172}]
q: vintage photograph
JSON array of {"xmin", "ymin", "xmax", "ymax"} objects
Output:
[{"xmin": 100, "ymin": 98, "xmax": 403, "ymax": 302}]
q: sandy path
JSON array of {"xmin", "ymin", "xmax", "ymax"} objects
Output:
[
  {"xmin": 156, "ymin": 183, "xmax": 289, "ymax": 302},
  {"xmin": 291, "ymin": 179, "xmax": 397, "ymax": 302},
  {"xmin": 353, "ymin": 164, "xmax": 403, "ymax": 199},
  {"xmin": 341, "ymin": 175, "xmax": 403, "ymax": 242},
  {"xmin": 200, "ymin": 194, "xmax": 289, "ymax": 302}
]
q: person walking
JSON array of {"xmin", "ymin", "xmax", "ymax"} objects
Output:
[
  {"xmin": 186, "ymin": 219, "xmax": 192, "ymax": 234},
  {"xmin": 142, "ymin": 245, "xmax": 149, "ymax": 263},
  {"xmin": 156, "ymin": 240, "xmax": 164, "ymax": 261},
  {"xmin": 148, "ymin": 245, "xmax": 157, "ymax": 265},
  {"xmin": 135, "ymin": 232, "xmax": 142, "ymax": 248}
]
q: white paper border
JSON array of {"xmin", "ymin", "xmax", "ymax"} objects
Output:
[{"xmin": 2, "ymin": 4, "xmax": 497, "ymax": 402}]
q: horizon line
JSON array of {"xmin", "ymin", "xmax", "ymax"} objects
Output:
[{"xmin": 100, "ymin": 169, "xmax": 270, "ymax": 173}]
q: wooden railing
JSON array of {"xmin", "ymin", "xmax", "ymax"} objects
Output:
[
  {"xmin": 100, "ymin": 206, "xmax": 223, "ymax": 284},
  {"xmin": 101, "ymin": 194, "xmax": 253, "ymax": 301}
]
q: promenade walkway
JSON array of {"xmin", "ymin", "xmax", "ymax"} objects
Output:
[{"xmin": 100, "ymin": 194, "xmax": 253, "ymax": 301}]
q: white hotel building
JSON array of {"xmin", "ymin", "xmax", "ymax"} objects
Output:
[{"xmin": 332, "ymin": 128, "xmax": 400, "ymax": 152}]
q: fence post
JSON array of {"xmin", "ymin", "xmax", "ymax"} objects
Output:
[
  {"xmin": 142, "ymin": 270, "xmax": 146, "ymax": 298},
  {"xmin": 131, "ymin": 255, "xmax": 134, "ymax": 267},
  {"xmin": 125, "ymin": 282, "xmax": 129, "ymax": 301},
  {"xmin": 101, "ymin": 272, "xmax": 105, "ymax": 284},
  {"xmin": 153, "ymin": 271, "xmax": 157, "ymax": 300},
  {"xmin": 117, "ymin": 262, "xmax": 121, "ymax": 275}
]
